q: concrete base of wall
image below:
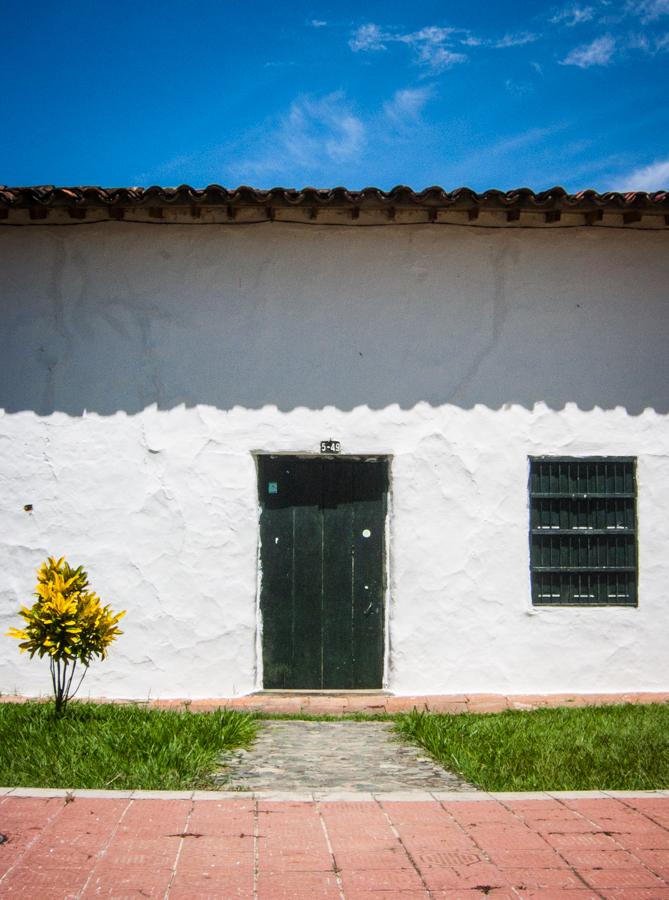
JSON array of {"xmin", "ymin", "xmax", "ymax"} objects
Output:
[{"xmin": 2, "ymin": 692, "xmax": 668, "ymax": 715}]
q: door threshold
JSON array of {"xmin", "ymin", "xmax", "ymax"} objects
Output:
[{"xmin": 254, "ymin": 689, "xmax": 391, "ymax": 696}]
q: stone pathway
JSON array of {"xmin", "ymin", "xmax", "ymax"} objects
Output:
[{"xmin": 214, "ymin": 720, "xmax": 476, "ymax": 792}]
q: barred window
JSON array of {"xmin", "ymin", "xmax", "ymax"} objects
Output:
[{"xmin": 529, "ymin": 458, "xmax": 637, "ymax": 607}]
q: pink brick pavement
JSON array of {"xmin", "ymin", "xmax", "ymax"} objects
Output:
[
  {"xmin": 2, "ymin": 692, "xmax": 668, "ymax": 716},
  {"xmin": 1, "ymin": 792, "xmax": 669, "ymax": 897}
]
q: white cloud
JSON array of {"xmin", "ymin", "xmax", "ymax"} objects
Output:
[
  {"xmin": 231, "ymin": 92, "xmax": 365, "ymax": 180},
  {"xmin": 550, "ymin": 5, "xmax": 595, "ymax": 26},
  {"xmin": 383, "ymin": 86, "xmax": 433, "ymax": 124},
  {"xmin": 463, "ymin": 30, "xmax": 540, "ymax": 49},
  {"xmin": 560, "ymin": 33, "xmax": 616, "ymax": 66},
  {"xmin": 310, "ymin": 19, "xmax": 327, "ymax": 28},
  {"xmin": 413, "ymin": 44, "xmax": 466, "ymax": 70},
  {"xmin": 286, "ymin": 93, "xmax": 364, "ymax": 165},
  {"xmin": 494, "ymin": 32, "xmax": 540, "ymax": 48},
  {"xmin": 349, "ymin": 23, "xmax": 387, "ymax": 52},
  {"xmin": 349, "ymin": 22, "xmax": 467, "ymax": 71},
  {"xmin": 402, "ymin": 25, "xmax": 457, "ymax": 44},
  {"xmin": 349, "ymin": 21, "xmax": 539, "ymax": 69},
  {"xmin": 402, "ymin": 27, "xmax": 466, "ymax": 71},
  {"xmin": 612, "ymin": 158, "xmax": 669, "ymax": 190},
  {"xmin": 630, "ymin": 0, "xmax": 669, "ymax": 23},
  {"xmin": 623, "ymin": 27, "xmax": 669, "ymax": 54}
]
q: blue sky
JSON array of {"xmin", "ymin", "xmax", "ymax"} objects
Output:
[{"xmin": 1, "ymin": 0, "xmax": 668, "ymax": 191}]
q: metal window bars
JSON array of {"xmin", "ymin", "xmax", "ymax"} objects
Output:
[{"xmin": 529, "ymin": 458, "xmax": 637, "ymax": 606}]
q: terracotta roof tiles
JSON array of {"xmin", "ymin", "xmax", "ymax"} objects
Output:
[
  {"xmin": 0, "ymin": 184, "xmax": 667, "ymax": 211},
  {"xmin": 1, "ymin": 185, "xmax": 667, "ymax": 226}
]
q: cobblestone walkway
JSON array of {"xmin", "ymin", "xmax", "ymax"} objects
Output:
[{"xmin": 214, "ymin": 720, "xmax": 476, "ymax": 792}]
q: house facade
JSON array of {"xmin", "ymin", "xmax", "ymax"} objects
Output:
[{"xmin": 1, "ymin": 185, "xmax": 668, "ymax": 700}]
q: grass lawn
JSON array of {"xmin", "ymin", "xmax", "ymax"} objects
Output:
[
  {"xmin": 0, "ymin": 702, "xmax": 257, "ymax": 790},
  {"xmin": 397, "ymin": 704, "xmax": 669, "ymax": 791}
]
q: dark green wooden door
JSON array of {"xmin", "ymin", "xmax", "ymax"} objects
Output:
[{"xmin": 258, "ymin": 456, "xmax": 387, "ymax": 689}]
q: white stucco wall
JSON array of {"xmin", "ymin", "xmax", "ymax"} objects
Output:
[{"xmin": 1, "ymin": 221, "xmax": 668, "ymax": 698}]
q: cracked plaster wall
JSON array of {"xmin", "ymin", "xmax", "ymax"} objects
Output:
[{"xmin": 0, "ymin": 223, "xmax": 668, "ymax": 698}]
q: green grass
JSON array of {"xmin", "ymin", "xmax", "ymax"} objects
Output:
[
  {"xmin": 397, "ymin": 704, "xmax": 669, "ymax": 791},
  {"xmin": 0, "ymin": 702, "xmax": 258, "ymax": 790}
]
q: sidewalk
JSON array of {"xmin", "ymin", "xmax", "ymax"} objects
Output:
[
  {"xmin": 1, "ymin": 789, "xmax": 668, "ymax": 897},
  {"xmin": 3, "ymin": 691, "xmax": 669, "ymax": 716},
  {"xmin": 216, "ymin": 691, "xmax": 669, "ymax": 717}
]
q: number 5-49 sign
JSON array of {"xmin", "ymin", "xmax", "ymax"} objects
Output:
[{"xmin": 320, "ymin": 440, "xmax": 341, "ymax": 454}]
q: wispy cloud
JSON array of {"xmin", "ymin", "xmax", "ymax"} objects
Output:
[
  {"xmin": 550, "ymin": 5, "xmax": 595, "ymax": 27},
  {"xmin": 407, "ymin": 26, "xmax": 459, "ymax": 45},
  {"xmin": 630, "ymin": 0, "xmax": 669, "ymax": 24},
  {"xmin": 310, "ymin": 19, "xmax": 327, "ymax": 28},
  {"xmin": 348, "ymin": 22, "xmax": 540, "ymax": 71},
  {"xmin": 230, "ymin": 92, "xmax": 365, "ymax": 180},
  {"xmin": 485, "ymin": 126, "xmax": 565, "ymax": 156},
  {"xmin": 436, "ymin": 124, "xmax": 569, "ymax": 187},
  {"xmin": 414, "ymin": 45, "xmax": 467, "ymax": 71},
  {"xmin": 349, "ymin": 23, "xmax": 389, "ymax": 52},
  {"xmin": 409, "ymin": 27, "xmax": 467, "ymax": 70},
  {"xmin": 287, "ymin": 93, "xmax": 364, "ymax": 165},
  {"xmin": 383, "ymin": 86, "xmax": 433, "ymax": 125},
  {"xmin": 613, "ymin": 157, "xmax": 669, "ymax": 190},
  {"xmin": 494, "ymin": 32, "xmax": 540, "ymax": 48},
  {"xmin": 349, "ymin": 23, "xmax": 466, "ymax": 72},
  {"xmin": 560, "ymin": 33, "xmax": 616, "ymax": 66},
  {"xmin": 624, "ymin": 27, "xmax": 669, "ymax": 54},
  {"xmin": 137, "ymin": 84, "xmax": 443, "ymax": 188},
  {"xmin": 505, "ymin": 78, "xmax": 534, "ymax": 97},
  {"xmin": 546, "ymin": 0, "xmax": 669, "ymax": 66},
  {"xmin": 463, "ymin": 31, "xmax": 540, "ymax": 48}
]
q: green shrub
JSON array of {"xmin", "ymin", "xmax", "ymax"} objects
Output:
[{"xmin": 7, "ymin": 556, "xmax": 125, "ymax": 713}]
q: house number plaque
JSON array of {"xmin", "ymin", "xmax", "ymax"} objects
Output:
[{"xmin": 320, "ymin": 440, "xmax": 341, "ymax": 454}]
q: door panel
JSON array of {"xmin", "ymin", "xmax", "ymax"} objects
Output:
[
  {"xmin": 258, "ymin": 456, "xmax": 387, "ymax": 689},
  {"xmin": 322, "ymin": 460, "xmax": 354, "ymax": 689},
  {"xmin": 351, "ymin": 462, "xmax": 386, "ymax": 688},
  {"xmin": 291, "ymin": 461, "xmax": 322, "ymax": 688}
]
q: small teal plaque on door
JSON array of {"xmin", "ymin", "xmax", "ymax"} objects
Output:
[{"xmin": 268, "ymin": 482, "xmax": 278, "ymax": 494}]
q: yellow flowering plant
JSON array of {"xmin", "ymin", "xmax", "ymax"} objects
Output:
[{"xmin": 7, "ymin": 557, "xmax": 125, "ymax": 714}]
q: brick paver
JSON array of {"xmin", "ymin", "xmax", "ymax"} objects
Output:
[
  {"xmin": 2, "ymin": 692, "xmax": 669, "ymax": 716},
  {"xmin": 2, "ymin": 791, "xmax": 669, "ymax": 897}
]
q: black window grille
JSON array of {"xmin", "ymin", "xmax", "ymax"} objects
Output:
[{"xmin": 529, "ymin": 457, "xmax": 637, "ymax": 607}]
